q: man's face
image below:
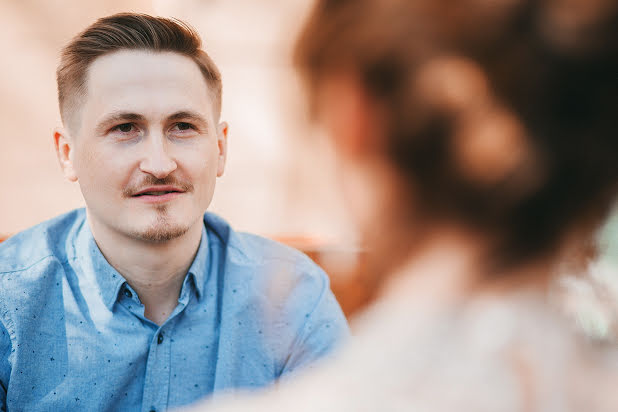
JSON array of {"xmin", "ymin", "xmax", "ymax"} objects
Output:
[{"xmin": 58, "ymin": 50, "xmax": 227, "ymax": 242}]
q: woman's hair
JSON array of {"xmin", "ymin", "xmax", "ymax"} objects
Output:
[{"xmin": 295, "ymin": 0, "xmax": 618, "ymax": 269}]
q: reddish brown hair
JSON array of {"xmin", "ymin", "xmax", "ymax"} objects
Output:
[
  {"xmin": 57, "ymin": 13, "xmax": 222, "ymax": 129},
  {"xmin": 295, "ymin": 0, "xmax": 618, "ymax": 270}
]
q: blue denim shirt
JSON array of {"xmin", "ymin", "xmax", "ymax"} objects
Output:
[{"xmin": 0, "ymin": 209, "xmax": 348, "ymax": 411}]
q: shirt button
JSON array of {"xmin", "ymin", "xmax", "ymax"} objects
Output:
[
  {"xmin": 157, "ymin": 333, "xmax": 164, "ymax": 344},
  {"xmin": 123, "ymin": 289, "xmax": 132, "ymax": 299}
]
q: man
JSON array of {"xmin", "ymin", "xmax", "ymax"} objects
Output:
[{"xmin": 0, "ymin": 13, "xmax": 348, "ymax": 411}]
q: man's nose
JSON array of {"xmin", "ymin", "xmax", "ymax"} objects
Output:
[{"xmin": 139, "ymin": 135, "xmax": 177, "ymax": 179}]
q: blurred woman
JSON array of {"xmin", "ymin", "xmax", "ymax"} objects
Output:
[{"xmin": 186, "ymin": 0, "xmax": 618, "ymax": 410}]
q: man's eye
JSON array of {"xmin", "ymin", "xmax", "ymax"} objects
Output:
[
  {"xmin": 174, "ymin": 122, "xmax": 194, "ymax": 131},
  {"xmin": 113, "ymin": 123, "xmax": 135, "ymax": 133}
]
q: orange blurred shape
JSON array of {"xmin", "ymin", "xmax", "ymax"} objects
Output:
[{"xmin": 274, "ymin": 235, "xmax": 371, "ymax": 319}]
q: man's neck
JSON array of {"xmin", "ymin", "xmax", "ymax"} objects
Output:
[{"xmin": 87, "ymin": 214, "xmax": 203, "ymax": 325}]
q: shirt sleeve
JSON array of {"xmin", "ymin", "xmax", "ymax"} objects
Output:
[
  {"xmin": 278, "ymin": 262, "xmax": 350, "ymax": 378},
  {"xmin": 0, "ymin": 319, "xmax": 11, "ymax": 410}
]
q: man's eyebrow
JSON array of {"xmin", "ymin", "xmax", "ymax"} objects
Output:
[
  {"xmin": 168, "ymin": 111, "xmax": 209, "ymax": 125},
  {"xmin": 95, "ymin": 112, "xmax": 146, "ymax": 134}
]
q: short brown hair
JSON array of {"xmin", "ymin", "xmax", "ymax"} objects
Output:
[
  {"xmin": 57, "ymin": 13, "xmax": 222, "ymax": 130},
  {"xmin": 295, "ymin": 0, "xmax": 618, "ymax": 270}
]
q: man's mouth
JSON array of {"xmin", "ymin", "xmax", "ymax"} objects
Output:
[
  {"xmin": 134, "ymin": 190, "xmax": 178, "ymax": 196},
  {"xmin": 131, "ymin": 186, "xmax": 186, "ymax": 202}
]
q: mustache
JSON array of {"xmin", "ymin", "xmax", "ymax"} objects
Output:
[{"xmin": 123, "ymin": 176, "xmax": 194, "ymax": 197}]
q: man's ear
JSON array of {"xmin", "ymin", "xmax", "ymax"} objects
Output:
[
  {"xmin": 53, "ymin": 127, "xmax": 78, "ymax": 182},
  {"xmin": 216, "ymin": 122, "xmax": 228, "ymax": 177}
]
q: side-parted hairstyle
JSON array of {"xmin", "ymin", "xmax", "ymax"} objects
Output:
[
  {"xmin": 295, "ymin": 0, "xmax": 618, "ymax": 269},
  {"xmin": 57, "ymin": 13, "xmax": 222, "ymax": 130}
]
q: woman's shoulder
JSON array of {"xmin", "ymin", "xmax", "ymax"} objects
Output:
[{"xmin": 345, "ymin": 290, "xmax": 618, "ymax": 411}]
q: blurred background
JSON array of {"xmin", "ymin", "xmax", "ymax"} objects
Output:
[{"xmin": 0, "ymin": 0, "xmax": 616, "ymax": 321}]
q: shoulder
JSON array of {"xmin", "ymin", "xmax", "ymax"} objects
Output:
[
  {"xmin": 204, "ymin": 211, "xmax": 326, "ymax": 280},
  {"xmin": 0, "ymin": 208, "xmax": 85, "ymax": 274},
  {"xmin": 0, "ymin": 210, "xmax": 82, "ymax": 337},
  {"xmin": 203, "ymin": 212, "xmax": 333, "ymax": 318}
]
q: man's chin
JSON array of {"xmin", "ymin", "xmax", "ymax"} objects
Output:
[
  {"xmin": 125, "ymin": 217, "xmax": 191, "ymax": 243},
  {"xmin": 126, "ymin": 205, "xmax": 195, "ymax": 243},
  {"xmin": 132, "ymin": 224, "xmax": 190, "ymax": 242}
]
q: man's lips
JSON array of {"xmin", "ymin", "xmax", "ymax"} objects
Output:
[
  {"xmin": 131, "ymin": 186, "xmax": 186, "ymax": 203},
  {"xmin": 132, "ymin": 185, "xmax": 185, "ymax": 196}
]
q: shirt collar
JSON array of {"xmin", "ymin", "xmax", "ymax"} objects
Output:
[
  {"xmin": 72, "ymin": 217, "xmax": 209, "ymax": 309},
  {"xmin": 72, "ymin": 219, "xmax": 127, "ymax": 310},
  {"xmin": 185, "ymin": 223, "xmax": 209, "ymax": 301}
]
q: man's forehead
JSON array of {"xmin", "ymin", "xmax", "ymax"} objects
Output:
[
  {"xmin": 87, "ymin": 50, "xmax": 209, "ymax": 93},
  {"xmin": 83, "ymin": 50, "xmax": 215, "ymax": 120}
]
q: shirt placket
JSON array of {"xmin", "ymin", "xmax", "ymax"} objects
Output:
[
  {"xmin": 139, "ymin": 296, "xmax": 190, "ymax": 412},
  {"xmin": 141, "ymin": 321, "xmax": 173, "ymax": 412},
  {"xmin": 117, "ymin": 276, "xmax": 195, "ymax": 412}
]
